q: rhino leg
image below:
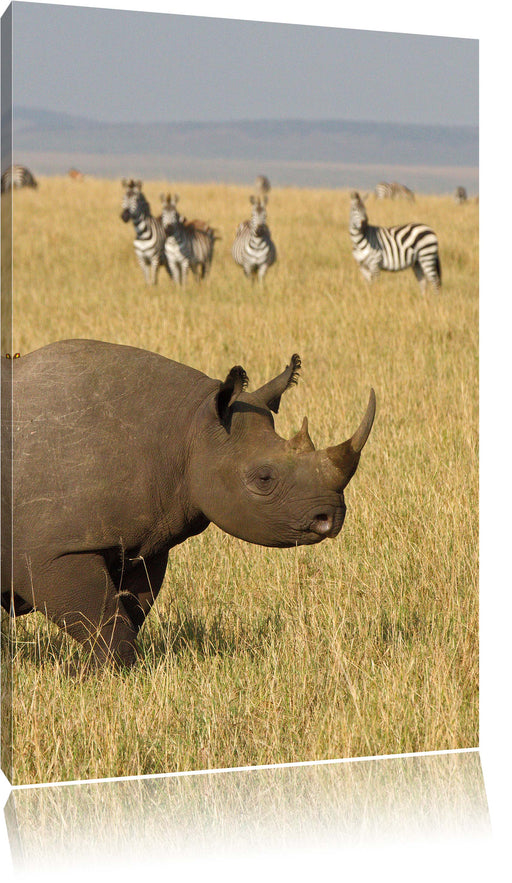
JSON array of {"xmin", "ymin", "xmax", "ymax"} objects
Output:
[
  {"xmin": 110, "ymin": 549, "xmax": 169, "ymax": 632},
  {"xmin": 37, "ymin": 552, "xmax": 141, "ymax": 667}
]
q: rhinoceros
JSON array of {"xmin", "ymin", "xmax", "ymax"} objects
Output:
[{"xmin": 1, "ymin": 340, "xmax": 375, "ymax": 667}]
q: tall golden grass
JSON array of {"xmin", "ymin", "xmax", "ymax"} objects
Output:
[{"xmin": 2, "ymin": 177, "xmax": 478, "ymax": 784}]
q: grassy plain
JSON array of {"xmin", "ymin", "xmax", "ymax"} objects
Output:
[{"xmin": 2, "ymin": 177, "xmax": 478, "ymax": 784}]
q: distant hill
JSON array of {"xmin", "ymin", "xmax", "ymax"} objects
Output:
[{"xmin": 11, "ymin": 107, "xmax": 478, "ymax": 193}]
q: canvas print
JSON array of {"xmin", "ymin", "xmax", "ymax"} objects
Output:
[{"xmin": 1, "ymin": 2, "xmax": 479, "ymax": 787}]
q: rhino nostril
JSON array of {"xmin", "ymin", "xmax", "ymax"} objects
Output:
[{"xmin": 309, "ymin": 513, "xmax": 334, "ymax": 536}]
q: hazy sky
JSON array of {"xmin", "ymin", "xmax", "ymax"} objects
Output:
[{"xmin": 11, "ymin": 2, "xmax": 478, "ymax": 127}]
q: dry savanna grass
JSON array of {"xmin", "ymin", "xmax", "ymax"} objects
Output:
[{"xmin": 2, "ymin": 177, "xmax": 478, "ymax": 784}]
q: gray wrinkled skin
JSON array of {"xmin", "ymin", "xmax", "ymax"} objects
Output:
[{"xmin": 1, "ymin": 339, "xmax": 375, "ymax": 667}]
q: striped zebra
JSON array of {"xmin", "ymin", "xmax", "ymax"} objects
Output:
[
  {"xmin": 120, "ymin": 179, "xmax": 169, "ymax": 285},
  {"xmin": 375, "ymin": 181, "xmax": 415, "ymax": 202},
  {"xmin": 160, "ymin": 193, "xmax": 216, "ymax": 285},
  {"xmin": 349, "ymin": 191, "xmax": 441, "ymax": 292},
  {"xmin": 1, "ymin": 165, "xmax": 37, "ymax": 193},
  {"xmin": 232, "ymin": 195, "xmax": 276, "ymax": 281},
  {"xmin": 374, "ymin": 182, "xmax": 393, "ymax": 199},
  {"xmin": 454, "ymin": 186, "xmax": 467, "ymax": 204}
]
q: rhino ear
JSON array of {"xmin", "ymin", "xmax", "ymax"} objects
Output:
[
  {"xmin": 216, "ymin": 366, "xmax": 249, "ymax": 424},
  {"xmin": 252, "ymin": 354, "xmax": 301, "ymax": 414}
]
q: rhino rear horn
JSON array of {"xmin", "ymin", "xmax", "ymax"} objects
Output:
[
  {"xmin": 216, "ymin": 365, "xmax": 249, "ymax": 424},
  {"xmin": 326, "ymin": 388, "xmax": 376, "ymax": 486},
  {"xmin": 253, "ymin": 354, "xmax": 301, "ymax": 414},
  {"xmin": 286, "ymin": 416, "xmax": 315, "ymax": 453}
]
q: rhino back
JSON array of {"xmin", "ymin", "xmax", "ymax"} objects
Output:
[{"xmin": 8, "ymin": 339, "xmax": 215, "ymax": 560}]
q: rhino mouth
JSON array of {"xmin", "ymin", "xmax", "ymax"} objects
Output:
[{"xmin": 233, "ymin": 504, "xmax": 346, "ymax": 548}]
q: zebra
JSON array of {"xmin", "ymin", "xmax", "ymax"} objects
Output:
[
  {"xmin": 375, "ymin": 181, "xmax": 415, "ymax": 202},
  {"xmin": 1, "ymin": 165, "xmax": 37, "ymax": 192},
  {"xmin": 349, "ymin": 191, "xmax": 441, "ymax": 292},
  {"xmin": 454, "ymin": 186, "xmax": 467, "ymax": 204},
  {"xmin": 120, "ymin": 179, "xmax": 169, "ymax": 285},
  {"xmin": 374, "ymin": 181, "xmax": 393, "ymax": 199},
  {"xmin": 160, "ymin": 193, "xmax": 216, "ymax": 285},
  {"xmin": 232, "ymin": 195, "xmax": 277, "ymax": 282},
  {"xmin": 254, "ymin": 174, "xmax": 271, "ymax": 196}
]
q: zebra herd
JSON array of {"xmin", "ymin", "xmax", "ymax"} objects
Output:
[
  {"xmin": 121, "ymin": 177, "xmax": 443, "ymax": 294},
  {"xmin": 3, "ymin": 164, "xmax": 471, "ymax": 294},
  {"xmin": 121, "ymin": 176, "xmax": 277, "ymax": 286}
]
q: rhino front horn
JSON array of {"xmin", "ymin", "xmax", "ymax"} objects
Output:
[{"xmin": 326, "ymin": 388, "xmax": 376, "ymax": 486}]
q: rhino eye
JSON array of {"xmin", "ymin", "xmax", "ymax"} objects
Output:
[{"xmin": 246, "ymin": 465, "xmax": 278, "ymax": 495}]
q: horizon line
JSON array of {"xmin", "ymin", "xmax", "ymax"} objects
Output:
[{"xmin": 12, "ymin": 105, "xmax": 479, "ymax": 131}]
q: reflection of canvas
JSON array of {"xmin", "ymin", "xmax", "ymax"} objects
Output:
[
  {"xmin": 1, "ymin": 3, "xmax": 478, "ymax": 788},
  {"xmin": 6, "ymin": 752, "xmax": 490, "ymax": 871}
]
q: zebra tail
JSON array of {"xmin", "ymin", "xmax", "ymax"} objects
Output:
[{"xmin": 436, "ymin": 255, "xmax": 442, "ymax": 283}]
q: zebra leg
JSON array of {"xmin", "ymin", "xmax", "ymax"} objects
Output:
[
  {"xmin": 359, "ymin": 263, "xmax": 376, "ymax": 283},
  {"xmin": 412, "ymin": 262, "xmax": 427, "ymax": 294},
  {"xmin": 425, "ymin": 271, "xmax": 441, "ymax": 292},
  {"xmin": 257, "ymin": 264, "xmax": 268, "ymax": 283},
  {"xmin": 190, "ymin": 262, "xmax": 202, "ymax": 281},
  {"xmin": 428, "ymin": 256, "xmax": 442, "ymax": 291},
  {"xmin": 167, "ymin": 260, "xmax": 179, "ymax": 283},
  {"xmin": 149, "ymin": 257, "xmax": 160, "ymax": 285},
  {"xmin": 136, "ymin": 253, "xmax": 151, "ymax": 283},
  {"xmin": 162, "ymin": 257, "xmax": 174, "ymax": 281}
]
